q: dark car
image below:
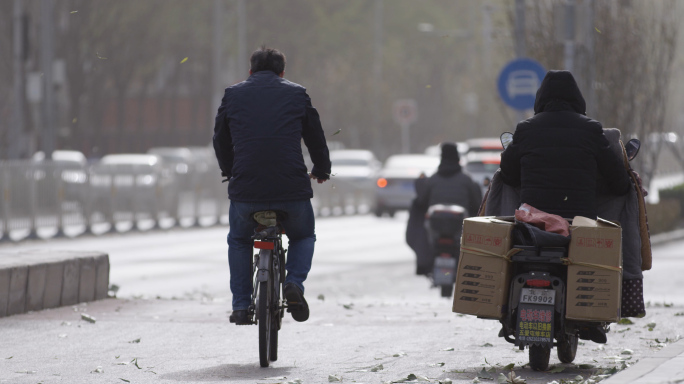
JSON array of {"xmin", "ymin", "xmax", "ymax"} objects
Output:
[{"xmin": 374, "ymin": 154, "xmax": 440, "ymax": 217}]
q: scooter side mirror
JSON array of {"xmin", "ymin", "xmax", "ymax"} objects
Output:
[
  {"xmin": 500, "ymin": 132, "xmax": 514, "ymax": 150},
  {"xmin": 625, "ymin": 139, "xmax": 641, "ymax": 161}
]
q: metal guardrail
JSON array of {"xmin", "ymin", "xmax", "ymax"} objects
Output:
[{"xmin": 0, "ymin": 160, "xmax": 375, "ymax": 242}]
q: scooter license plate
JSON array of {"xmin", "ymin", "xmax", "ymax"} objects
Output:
[
  {"xmin": 515, "ymin": 302, "xmax": 554, "ymax": 347},
  {"xmin": 520, "ymin": 288, "xmax": 555, "ymax": 306}
]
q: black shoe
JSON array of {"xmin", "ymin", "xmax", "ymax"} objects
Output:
[
  {"xmin": 284, "ymin": 283, "xmax": 309, "ymax": 322},
  {"xmin": 229, "ymin": 309, "xmax": 252, "ymax": 325},
  {"xmin": 579, "ymin": 325, "xmax": 607, "ymax": 344}
]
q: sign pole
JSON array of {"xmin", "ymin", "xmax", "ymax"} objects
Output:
[
  {"xmin": 401, "ymin": 122, "xmax": 410, "ymax": 154},
  {"xmin": 392, "ymin": 99, "xmax": 418, "ymax": 154}
]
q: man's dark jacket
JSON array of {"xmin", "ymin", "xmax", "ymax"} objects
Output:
[
  {"xmin": 500, "ymin": 70, "xmax": 630, "ymax": 219},
  {"xmin": 213, "ymin": 71, "xmax": 331, "ymax": 202}
]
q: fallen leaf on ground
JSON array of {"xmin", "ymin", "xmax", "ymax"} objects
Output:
[
  {"xmin": 547, "ymin": 366, "xmax": 564, "ymax": 373},
  {"xmin": 478, "ymin": 368, "xmax": 494, "ymax": 380},
  {"xmin": 507, "ymin": 371, "xmax": 526, "ymax": 384}
]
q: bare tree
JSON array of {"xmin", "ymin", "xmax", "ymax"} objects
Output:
[{"xmin": 516, "ymin": 0, "xmax": 678, "ymax": 185}]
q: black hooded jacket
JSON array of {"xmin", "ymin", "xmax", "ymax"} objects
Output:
[
  {"xmin": 415, "ymin": 143, "xmax": 482, "ymax": 217},
  {"xmin": 500, "ymin": 70, "xmax": 630, "ymax": 219}
]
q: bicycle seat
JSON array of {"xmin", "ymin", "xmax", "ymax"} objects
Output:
[{"xmin": 252, "ymin": 210, "xmax": 287, "ymax": 227}]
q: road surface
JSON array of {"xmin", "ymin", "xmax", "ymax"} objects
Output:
[{"xmin": 1, "ymin": 213, "xmax": 683, "ymax": 384}]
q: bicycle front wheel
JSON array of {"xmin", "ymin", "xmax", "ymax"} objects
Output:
[{"xmin": 258, "ymin": 279, "xmax": 271, "ymax": 367}]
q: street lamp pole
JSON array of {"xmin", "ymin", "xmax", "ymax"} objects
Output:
[
  {"xmin": 11, "ymin": 0, "xmax": 25, "ymax": 160},
  {"xmin": 41, "ymin": 0, "xmax": 56, "ymax": 158},
  {"xmin": 514, "ymin": 0, "xmax": 526, "ymax": 123},
  {"xmin": 237, "ymin": 0, "xmax": 247, "ymax": 78},
  {"xmin": 563, "ymin": 0, "xmax": 576, "ymax": 73},
  {"xmin": 371, "ymin": 0, "xmax": 383, "ymax": 157},
  {"xmin": 211, "ymin": 0, "xmax": 224, "ymax": 132}
]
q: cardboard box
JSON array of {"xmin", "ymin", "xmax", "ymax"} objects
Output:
[
  {"xmin": 452, "ymin": 216, "xmax": 515, "ymax": 319},
  {"xmin": 566, "ymin": 217, "xmax": 622, "ymax": 322}
]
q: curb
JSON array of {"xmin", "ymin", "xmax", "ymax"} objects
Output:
[
  {"xmin": 0, "ymin": 250, "xmax": 109, "ymax": 318},
  {"xmin": 650, "ymin": 227, "xmax": 684, "ymax": 246},
  {"xmin": 601, "ymin": 339, "xmax": 684, "ymax": 384}
]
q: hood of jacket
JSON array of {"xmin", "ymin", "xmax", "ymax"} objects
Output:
[
  {"xmin": 437, "ymin": 143, "xmax": 462, "ymax": 177},
  {"xmin": 533, "ymin": 70, "xmax": 586, "ymax": 115}
]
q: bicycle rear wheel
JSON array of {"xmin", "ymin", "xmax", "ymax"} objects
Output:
[
  {"xmin": 258, "ymin": 279, "xmax": 271, "ymax": 367},
  {"xmin": 269, "ymin": 274, "xmax": 280, "ymax": 361}
]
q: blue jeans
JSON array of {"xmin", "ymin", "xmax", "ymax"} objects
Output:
[{"xmin": 227, "ymin": 199, "xmax": 316, "ymax": 310}]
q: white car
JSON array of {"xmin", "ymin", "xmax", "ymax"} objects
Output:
[
  {"xmin": 329, "ymin": 149, "xmax": 381, "ymax": 180},
  {"xmin": 463, "ymin": 151, "xmax": 501, "ymax": 195}
]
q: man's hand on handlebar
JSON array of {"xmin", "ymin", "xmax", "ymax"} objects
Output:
[{"xmin": 309, "ymin": 173, "xmax": 327, "ymax": 184}]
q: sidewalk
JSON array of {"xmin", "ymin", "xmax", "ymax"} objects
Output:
[
  {"xmin": 601, "ymin": 339, "xmax": 684, "ymax": 384},
  {"xmin": 600, "ymin": 228, "xmax": 684, "ymax": 384}
]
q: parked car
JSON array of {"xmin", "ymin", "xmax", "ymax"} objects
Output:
[
  {"xmin": 374, "ymin": 154, "xmax": 440, "ymax": 217},
  {"xmin": 90, "ymin": 154, "xmax": 176, "ymax": 217},
  {"xmin": 463, "ymin": 151, "xmax": 501, "ymax": 195},
  {"xmin": 30, "ymin": 150, "xmax": 89, "ymax": 203},
  {"xmin": 330, "ymin": 149, "xmax": 381, "ymax": 181},
  {"xmin": 147, "ymin": 147, "xmax": 195, "ymax": 175},
  {"xmin": 465, "ymin": 137, "xmax": 504, "ymax": 153}
]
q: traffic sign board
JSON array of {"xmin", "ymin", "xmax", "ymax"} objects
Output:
[
  {"xmin": 497, "ymin": 58, "xmax": 547, "ymax": 111},
  {"xmin": 393, "ymin": 99, "xmax": 418, "ymax": 125}
]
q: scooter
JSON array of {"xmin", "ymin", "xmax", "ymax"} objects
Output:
[
  {"xmin": 426, "ymin": 204, "xmax": 467, "ymax": 298},
  {"xmin": 496, "ymin": 132, "xmax": 642, "ymax": 371}
]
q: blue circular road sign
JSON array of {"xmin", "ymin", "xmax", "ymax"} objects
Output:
[{"xmin": 497, "ymin": 58, "xmax": 547, "ymax": 111}]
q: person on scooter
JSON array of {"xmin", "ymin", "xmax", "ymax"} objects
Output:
[
  {"xmin": 499, "ymin": 70, "xmax": 631, "ymax": 342},
  {"xmin": 407, "ymin": 142, "xmax": 482, "ymax": 275}
]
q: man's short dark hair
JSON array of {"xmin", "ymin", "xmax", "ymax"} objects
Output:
[{"xmin": 250, "ymin": 46, "xmax": 286, "ymax": 74}]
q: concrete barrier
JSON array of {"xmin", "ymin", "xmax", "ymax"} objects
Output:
[{"xmin": 0, "ymin": 250, "xmax": 109, "ymax": 318}]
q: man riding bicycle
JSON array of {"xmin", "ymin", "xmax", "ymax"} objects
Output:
[{"xmin": 213, "ymin": 46, "xmax": 331, "ymax": 325}]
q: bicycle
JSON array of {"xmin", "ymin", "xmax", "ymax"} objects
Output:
[{"xmin": 248, "ymin": 210, "xmax": 287, "ymax": 367}]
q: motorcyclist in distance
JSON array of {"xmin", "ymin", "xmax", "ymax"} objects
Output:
[
  {"xmin": 415, "ymin": 143, "xmax": 482, "ymax": 216},
  {"xmin": 407, "ymin": 142, "xmax": 482, "ymax": 275}
]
